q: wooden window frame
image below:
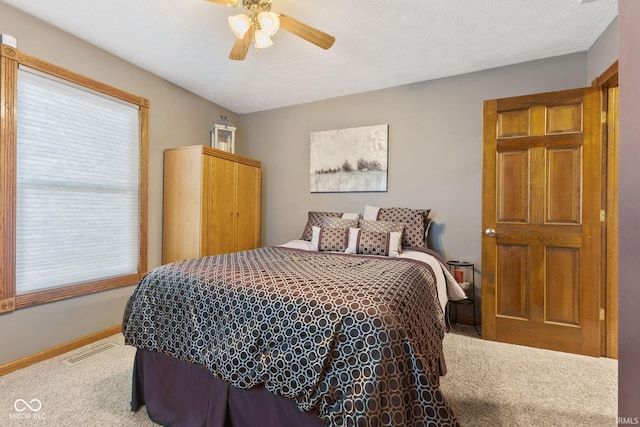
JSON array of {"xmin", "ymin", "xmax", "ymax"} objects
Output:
[{"xmin": 0, "ymin": 43, "xmax": 148, "ymax": 313}]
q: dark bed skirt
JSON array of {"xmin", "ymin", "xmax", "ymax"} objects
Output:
[{"xmin": 131, "ymin": 348, "xmax": 325, "ymax": 427}]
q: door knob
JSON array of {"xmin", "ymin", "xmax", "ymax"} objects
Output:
[{"xmin": 485, "ymin": 228, "xmax": 496, "ymax": 237}]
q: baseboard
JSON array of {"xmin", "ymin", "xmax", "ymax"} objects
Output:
[{"xmin": 0, "ymin": 325, "xmax": 122, "ymax": 376}]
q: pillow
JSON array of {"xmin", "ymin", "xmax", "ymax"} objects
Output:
[
  {"xmin": 376, "ymin": 207, "xmax": 431, "ymax": 248},
  {"xmin": 341, "ymin": 212, "xmax": 361, "ymax": 220},
  {"xmin": 300, "ymin": 211, "xmax": 342, "ymax": 241},
  {"xmin": 345, "ymin": 227, "xmax": 360, "ymax": 254},
  {"xmin": 358, "ymin": 219, "xmax": 405, "ymax": 235},
  {"xmin": 345, "ymin": 228, "xmax": 401, "ymax": 257},
  {"xmin": 300, "ymin": 211, "xmax": 361, "ymax": 241},
  {"xmin": 360, "ymin": 230, "xmax": 402, "ymax": 257},
  {"xmin": 363, "ymin": 204, "xmax": 380, "ymax": 221},
  {"xmin": 322, "ymin": 217, "xmax": 359, "ymax": 229},
  {"xmin": 311, "ymin": 226, "xmax": 350, "ymax": 252},
  {"xmin": 424, "ymin": 217, "xmax": 433, "ymax": 248}
]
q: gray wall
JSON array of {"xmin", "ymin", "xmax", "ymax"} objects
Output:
[
  {"xmin": 0, "ymin": 2, "xmax": 231, "ymax": 364},
  {"xmin": 239, "ymin": 14, "xmax": 619, "ymax": 326},
  {"xmin": 239, "ymin": 53, "xmax": 588, "ymax": 322},
  {"xmin": 587, "ymin": 17, "xmax": 619, "ymax": 85}
]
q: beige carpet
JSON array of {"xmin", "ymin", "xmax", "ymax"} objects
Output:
[
  {"xmin": 0, "ymin": 328, "xmax": 617, "ymax": 426},
  {"xmin": 441, "ymin": 326, "xmax": 618, "ymax": 426},
  {"xmin": 0, "ymin": 334, "xmax": 155, "ymax": 427}
]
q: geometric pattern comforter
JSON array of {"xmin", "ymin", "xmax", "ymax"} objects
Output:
[{"xmin": 122, "ymin": 246, "xmax": 459, "ymax": 426}]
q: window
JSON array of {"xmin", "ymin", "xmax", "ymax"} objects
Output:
[{"xmin": 0, "ymin": 44, "xmax": 148, "ymax": 312}]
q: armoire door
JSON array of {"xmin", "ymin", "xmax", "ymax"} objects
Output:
[
  {"xmin": 235, "ymin": 162, "xmax": 261, "ymax": 252},
  {"xmin": 481, "ymin": 87, "xmax": 603, "ymax": 356},
  {"xmin": 203, "ymin": 154, "xmax": 237, "ymax": 256}
]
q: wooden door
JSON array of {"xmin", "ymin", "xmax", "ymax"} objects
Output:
[
  {"xmin": 481, "ymin": 87, "xmax": 602, "ymax": 356},
  {"xmin": 235, "ymin": 162, "xmax": 261, "ymax": 252},
  {"xmin": 203, "ymin": 154, "xmax": 236, "ymax": 256}
]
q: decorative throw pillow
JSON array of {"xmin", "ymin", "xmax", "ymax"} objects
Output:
[
  {"xmin": 358, "ymin": 219, "xmax": 405, "ymax": 235},
  {"xmin": 387, "ymin": 231, "xmax": 403, "ymax": 257},
  {"xmin": 345, "ymin": 228, "xmax": 360, "ymax": 254},
  {"xmin": 322, "ymin": 217, "xmax": 359, "ymax": 229},
  {"xmin": 377, "ymin": 207, "xmax": 431, "ymax": 248},
  {"xmin": 311, "ymin": 226, "xmax": 349, "ymax": 252},
  {"xmin": 341, "ymin": 212, "xmax": 361, "ymax": 220},
  {"xmin": 345, "ymin": 228, "xmax": 401, "ymax": 257},
  {"xmin": 363, "ymin": 204, "xmax": 380, "ymax": 221},
  {"xmin": 300, "ymin": 211, "xmax": 342, "ymax": 241}
]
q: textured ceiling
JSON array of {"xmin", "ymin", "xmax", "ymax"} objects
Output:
[{"xmin": 0, "ymin": 0, "xmax": 618, "ymax": 114}]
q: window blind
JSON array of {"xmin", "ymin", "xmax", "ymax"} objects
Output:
[{"xmin": 16, "ymin": 66, "xmax": 140, "ymax": 295}]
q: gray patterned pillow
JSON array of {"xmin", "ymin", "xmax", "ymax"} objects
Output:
[
  {"xmin": 311, "ymin": 226, "xmax": 349, "ymax": 252},
  {"xmin": 358, "ymin": 219, "xmax": 405, "ymax": 235},
  {"xmin": 300, "ymin": 211, "xmax": 343, "ymax": 241},
  {"xmin": 322, "ymin": 217, "xmax": 359, "ymax": 229},
  {"xmin": 357, "ymin": 230, "xmax": 402, "ymax": 257},
  {"xmin": 377, "ymin": 207, "xmax": 431, "ymax": 248}
]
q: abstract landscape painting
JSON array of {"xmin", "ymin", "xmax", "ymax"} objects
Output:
[{"xmin": 310, "ymin": 124, "xmax": 388, "ymax": 192}]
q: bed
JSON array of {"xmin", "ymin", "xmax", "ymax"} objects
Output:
[{"xmin": 122, "ymin": 206, "xmax": 466, "ymax": 426}]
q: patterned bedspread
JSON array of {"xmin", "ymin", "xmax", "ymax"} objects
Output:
[{"xmin": 122, "ymin": 246, "xmax": 458, "ymax": 426}]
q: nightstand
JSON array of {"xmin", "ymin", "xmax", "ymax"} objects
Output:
[{"xmin": 446, "ymin": 260, "xmax": 479, "ymax": 334}]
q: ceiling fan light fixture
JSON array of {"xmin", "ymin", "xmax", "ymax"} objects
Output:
[
  {"xmin": 211, "ymin": 0, "xmax": 335, "ymax": 60},
  {"xmin": 228, "ymin": 14, "xmax": 252, "ymax": 38},
  {"xmin": 254, "ymin": 29, "xmax": 273, "ymax": 49},
  {"xmin": 257, "ymin": 11, "xmax": 279, "ymax": 36}
]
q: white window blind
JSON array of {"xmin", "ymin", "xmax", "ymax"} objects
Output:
[{"xmin": 16, "ymin": 66, "xmax": 140, "ymax": 295}]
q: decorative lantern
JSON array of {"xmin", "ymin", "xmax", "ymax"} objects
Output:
[{"xmin": 210, "ymin": 115, "xmax": 236, "ymax": 153}]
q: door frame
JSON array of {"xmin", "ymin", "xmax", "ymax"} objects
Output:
[{"xmin": 593, "ymin": 60, "xmax": 619, "ymax": 359}]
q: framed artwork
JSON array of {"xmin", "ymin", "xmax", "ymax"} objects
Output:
[{"xmin": 310, "ymin": 124, "xmax": 388, "ymax": 192}]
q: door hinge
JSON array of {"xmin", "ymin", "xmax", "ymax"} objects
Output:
[
  {"xmin": 601, "ymin": 111, "xmax": 607, "ymax": 124},
  {"xmin": 600, "ymin": 209, "xmax": 606, "ymax": 222},
  {"xmin": 600, "ymin": 308, "xmax": 605, "ymax": 321}
]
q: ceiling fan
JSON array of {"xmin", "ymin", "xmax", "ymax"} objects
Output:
[{"xmin": 204, "ymin": 0, "xmax": 335, "ymax": 60}]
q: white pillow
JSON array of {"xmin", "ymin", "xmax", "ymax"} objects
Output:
[
  {"xmin": 363, "ymin": 204, "xmax": 380, "ymax": 220},
  {"xmin": 342, "ymin": 212, "xmax": 361, "ymax": 220}
]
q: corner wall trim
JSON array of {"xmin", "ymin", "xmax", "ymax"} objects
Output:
[
  {"xmin": 0, "ymin": 325, "xmax": 122, "ymax": 376},
  {"xmin": 0, "ymin": 297, "xmax": 15, "ymax": 313}
]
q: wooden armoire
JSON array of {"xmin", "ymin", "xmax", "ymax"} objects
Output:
[{"xmin": 162, "ymin": 145, "xmax": 261, "ymax": 264}]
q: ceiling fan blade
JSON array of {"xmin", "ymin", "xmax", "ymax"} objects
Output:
[
  {"xmin": 229, "ymin": 26, "xmax": 254, "ymax": 61},
  {"xmin": 203, "ymin": 0, "xmax": 239, "ymax": 6},
  {"xmin": 278, "ymin": 14, "xmax": 335, "ymax": 50}
]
